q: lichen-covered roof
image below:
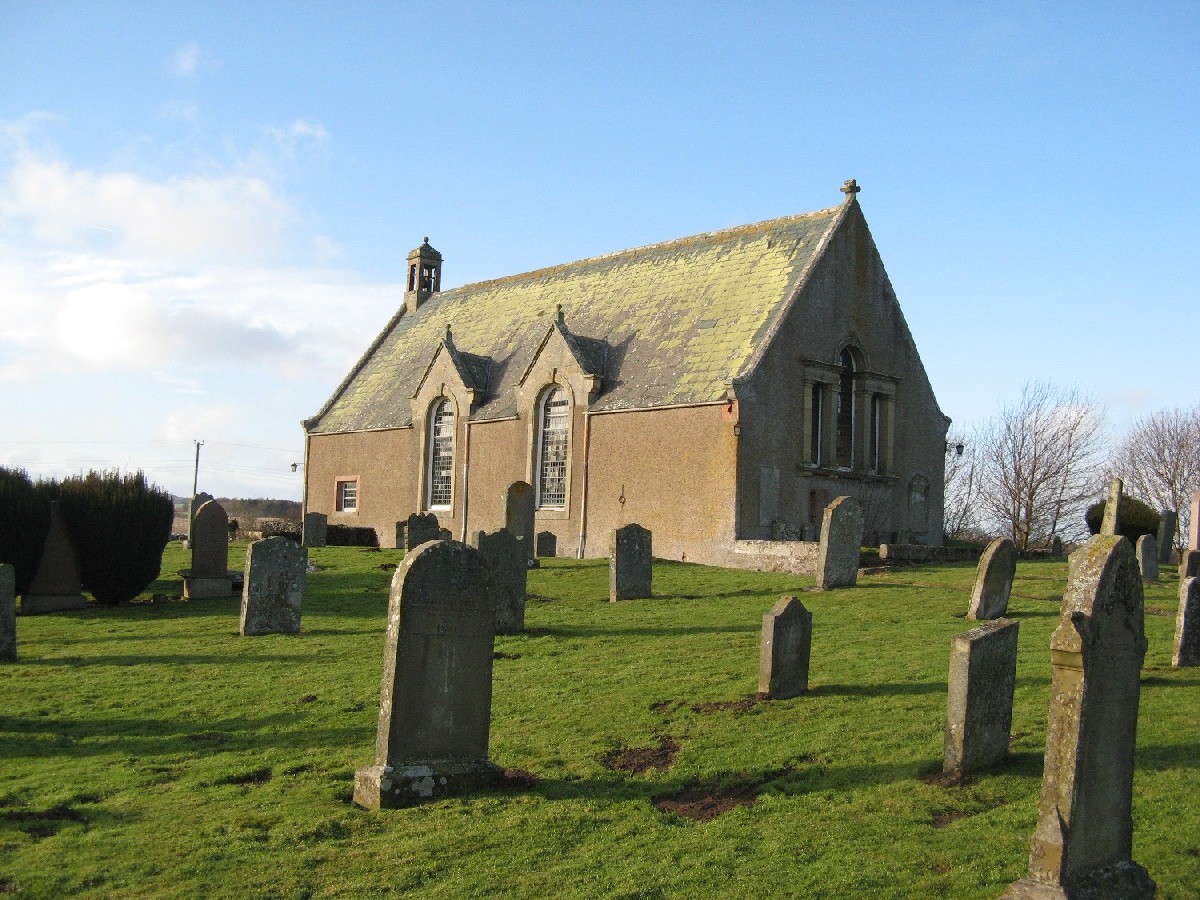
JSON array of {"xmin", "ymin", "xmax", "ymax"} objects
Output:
[{"xmin": 309, "ymin": 203, "xmax": 846, "ymax": 433}]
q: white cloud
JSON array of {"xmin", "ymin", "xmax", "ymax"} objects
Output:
[{"xmin": 172, "ymin": 43, "xmax": 201, "ymax": 77}]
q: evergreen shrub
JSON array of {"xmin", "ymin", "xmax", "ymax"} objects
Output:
[
  {"xmin": 53, "ymin": 470, "xmax": 174, "ymax": 605},
  {"xmin": 0, "ymin": 467, "xmax": 52, "ymax": 595},
  {"xmin": 1084, "ymin": 493, "xmax": 1160, "ymax": 545}
]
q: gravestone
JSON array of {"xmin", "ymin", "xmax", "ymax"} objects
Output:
[
  {"xmin": 22, "ymin": 502, "xmax": 87, "ymax": 613},
  {"xmin": 1173, "ymin": 577, "xmax": 1199, "ymax": 667},
  {"xmin": 394, "ymin": 520, "xmax": 406, "ymax": 550},
  {"xmin": 966, "ymin": 537, "xmax": 1017, "ymax": 620},
  {"xmin": 438, "ymin": 527, "xmax": 453, "ymax": 541},
  {"xmin": 536, "ymin": 531, "xmax": 557, "ymax": 559},
  {"xmin": 815, "ymin": 496, "xmax": 863, "ymax": 590},
  {"xmin": 353, "ymin": 541, "xmax": 501, "ymax": 808},
  {"xmin": 303, "ymin": 512, "xmax": 328, "ymax": 548},
  {"xmin": 1156, "ymin": 509, "xmax": 1176, "ymax": 562},
  {"xmin": 944, "ymin": 619, "xmax": 1019, "ymax": 776},
  {"xmin": 188, "ymin": 491, "xmax": 214, "ymax": 547},
  {"xmin": 1191, "ymin": 490, "xmax": 1200, "ymax": 549},
  {"xmin": 1135, "ymin": 534, "xmax": 1158, "ymax": 583},
  {"xmin": 0, "ymin": 564, "xmax": 15, "ymax": 661},
  {"xmin": 403, "ymin": 513, "xmax": 440, "ymax": 551},
  {"xmin": 1050, "ymin": 535, "xmax": 1063, "ymax": 557},
  {"xmin": 610, "ymin": 523, "xmax": 652, "ymax": 602},
  {"xmin": 474, "ymin": 528, "xmax": 526, "ymax": 634},
  {"xmin": 1099, "ymin": 478, "xmax": 1123, "ymax": 536},
  {"xmin": 1180, "ymin": 550, "xmax": 1200, "ymax": 581},
  {"xmin": 504, "ymin": 481, "xmax": 536, "ymax": 565},
  {"xmin": 240, "ymin": 536, "xmax": 306, "ymax": 636},
  {"xmin": 758, "ymin": 596, "xmax": 812, "ymax": 700},
  {"xmin": 183, "ymin": 499, "xmax": 234, "ymax": 599},
  {"xmin": 1004, "ymin": 535, "xmax": 1154, "ymax": 899}
]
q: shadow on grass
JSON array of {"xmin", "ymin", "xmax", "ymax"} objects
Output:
[
  {"xmin": 529, "ymin": 624, "xmax": 760, "ymax": 638},
  {"xmin": 17, "ymin": 653, "xmax": 314, "ymax": 667},
  {"xmin": 808, "ymin": 681, "xmax": 946, "ymax": 698}
]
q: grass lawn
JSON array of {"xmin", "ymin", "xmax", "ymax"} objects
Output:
[{"xmin": 1, "ymin": 542, "xmax": 1197, "ymax": 898}]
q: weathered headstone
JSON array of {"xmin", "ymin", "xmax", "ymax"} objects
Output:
[
  {"xmin": 188, "ymin": 491, "xmax": 214, "ymax": 547},
  {"xmin": 944, "ymin": 619, "xmax": 1019, "ymax": 776},
  {"xmin": 815, "ymin": 496, "xmax": 863, "ymax": 590},
  {"xmin": 1003, "ymin": 535, "xmax": 1154, "ymax": 899},
  {"xmin": 758, "ymin": 596, "xmax": 812, "ymax": 700},
  {"xmin": 610, "ymin": 523, "xmax": 652, "ymax": 602},
  {"xmin": 403, "ymin": 513, "xmax": 440, "ymax": 551},
  {"xmin": 395, "ymin": 520, "xmax": 406, "ymax": 550},
  {"xmin": 1156, "ymin": 509, "xmax": 1176, "ymax": 562},
  {"xmin": 1180, "ymin": 550, "xmax": 1200, "ymax": 581},
  {"xmin": 966, "ymin": 537, "xmax": 1017, "ymax": 620},
  {"xmin": 474, "ymin": 528, "xmax": 526, "ymax": 634},
  {"xmin": 536, "ymin": 531, "xmax": 557, "ymax": 559},
  {"xmin": 1135, "ymin": 534, "xmax": 1158, "ymax": 583},
  {"xmin": 240, "ymin": 536, "xmax": 306, "ymax": 636},
  {"xmin": 1191, "ymin": 490, "xmax": 1200, "ymax": 550},
  {"xmin": 1099, "ymin": 478, "xmax": 1123, "ymax": 536},
  {"xmin": 438, "ymin": 527, "xmax": 453, "ymax": 541},
  {"xmin": 0, "ymin": 564, "xmax": 15, "ymax": 661},
  {"xmin": 183, "ymin": 499, "xmax": 233, "ymax": 599},
  {"xmin": 1050, "ymin": 535, "xmax": 1064, "ymax": 557},
  {"xmin": 22, "ymin": 502, "xmax": 87, "ymax": 613},
  {"xmin": 1173, "ymin": 577, "xmax": 1200, "ymax": 667},
  {"xmin": 353, "ymin": 541, "xmax": 501, "ymax": 808},
  {"xmin": 504, "ymin": 481, "xmax": 535, "ymax": 565},
  {"xmin": 303, "ymin": 512, "xmax": 328, "ymax": 548}
]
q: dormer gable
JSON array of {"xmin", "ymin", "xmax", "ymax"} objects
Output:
[{"xmin": 410, "ymin": 326, "xmax": 486, "ymax": 421}]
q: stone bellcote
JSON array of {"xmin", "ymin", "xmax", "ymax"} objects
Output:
[{"xmin": 405, "ymin": 238, "xmax": 443, "ymax": 314}]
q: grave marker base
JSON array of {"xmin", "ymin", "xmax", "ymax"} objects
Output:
[
  {"xmin": 353, "ymin": 760, "xmax": 503, "ymax": 809},
  {"xmin": 1005, "ymin": 859, "xmax": 1155, "ymax": 899},
  {"xmin": 20, "ymin": 593, "xmax": 88, "ymax": 614},
  {"xmin": 182, "ymin": 575, "xmax": 235, "ymax": 600}
]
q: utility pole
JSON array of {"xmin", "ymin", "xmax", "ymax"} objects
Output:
[{"xmin": 192, "ymin": 440, "xmax": 204, "ymax": 497}]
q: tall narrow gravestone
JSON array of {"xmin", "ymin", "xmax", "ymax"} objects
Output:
[
  {"xmin": 303, "ymin": 512, "xmax": 328, "ymax": 548},
  {"xmin": 610, "ymin": 524, "xmax": 652, "ymax": 602},
  {"xmin": 0, "ymin": 564, "xmax": 16, "ymax": 661},
  {"xmin": 1173, "ymin": 577, "xmax": 1199, "ymax": 667},
  {"xmin": 22, "ymin": 502, "xmax": 87, "ymax": 613},
  {"xmin": 353, "ymin": 541, "xmax": 501, "ymax": 809},
  {"xmin": 240, "ymin": 536, "xmax": 306, "ymax": 636},
  {"xmin": 1190, "ymin": 490, "xmax": 1200, "ymax": 550},
  {"xmin": 504, "ymin": 481, "xmax": 536, "ymax": 566},
  {"xmin": 475, "ymin": 528, "xmax": 526, "ymax": 634},
  {"xmin": 1156, "ymin": 510, "xmax": 1176, "ymax": 562},
  {"xmin": 183, "ymin": 499, "xmax": 233, "ymax": 599},
  {"xmin": 188, "ymin": 491, "xmax": 214, "ymax": 547},
  {"xmin": 758, "ymin": 596, "xmax": 812, "ymax": 700},
  {"xmin": 815, "ymin": 496, "xmax": 863, "ymax": 590},
  {"xmin": 1135, "ymin": 534, "xmax": 1158, "ymax": 583},
  {"xmin": 1004, "ymin": 535, "xmax": 1155, "ymax": 899},
  {"xmin": 966, "ymin": 537, "xmax": 1017, "ymax": 620},
  {"xmin": 1181, "ymin": 550, "xmax": 1200, "ymax": 581},
  {"xmin": 1100, "ymin": 478, "xmax": 1123, "ymax": 536},
  {"xmin": 943, "ymin": 619, "xmax": 1019, "ymax": 776},
  {"xmin": 403, "ymin": 513, "xmax": 440, "ymax": 551}
]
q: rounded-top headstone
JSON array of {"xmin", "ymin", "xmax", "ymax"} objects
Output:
[{"xmin": 966, "ymin": 537, "xmax": 1017, "ymax": 620}]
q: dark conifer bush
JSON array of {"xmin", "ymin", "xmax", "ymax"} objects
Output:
[
  {"xmin": 54, "ymin": 470, "xmax": 174, "ymax": 605},
  {"xmin": 0, "ymin": 466, "xmax": 52, "ymax": 595},
  {"xmin": 1084, "ymin": 493, "xmax": 1160, "ymax": 545}
]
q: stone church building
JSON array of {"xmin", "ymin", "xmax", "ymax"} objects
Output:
[{"xmin": 303, "ymin": 181, "xmax": 949, "ymax": 567}]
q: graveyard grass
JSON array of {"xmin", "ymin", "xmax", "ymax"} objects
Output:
[{"xmin": 2, "ymin": 545, "xmax": 1198, "ymax": 899}]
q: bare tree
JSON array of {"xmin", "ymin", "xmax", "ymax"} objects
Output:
[
  {"xmin": 1109, "ymin": 404, "xmax": 1200, "ymax": 554},
  {"xmin": 943, "ymin": 430, "xmax": 983, "ymax": 541},
  {"xmin": 977, "ymin": 382, "xmax": 1106, "ymax": 550}
]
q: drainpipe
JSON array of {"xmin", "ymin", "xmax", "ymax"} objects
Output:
[
  {"xmin": 459, "ymin": 418, "xmax": 473, "ymax": 543},
  {"xmin": 576, "ymin": 409, "xmax": 593, "ymax": 559}
]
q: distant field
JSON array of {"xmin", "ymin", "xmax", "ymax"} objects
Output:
[{"xmin": 1, "ymin": 543, "xmax": 1197, "ymax": 898}]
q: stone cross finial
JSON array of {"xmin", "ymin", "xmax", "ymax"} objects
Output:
[{"xmin": 841, "ymin": 179, "xmax": 861, "ymax": 196}]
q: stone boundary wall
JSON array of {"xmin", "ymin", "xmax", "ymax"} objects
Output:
[
  {"xmin": 733, "ymin": 540, "xmax": 821, "ymax": 575},
  {"xmin": 880, "ymin": 544, "xmax": 982, "ymax": 563}
]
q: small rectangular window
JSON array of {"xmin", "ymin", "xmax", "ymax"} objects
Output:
[{"xmin": 336, "ymin": 479, "xmax": 358, "ymax": 512}]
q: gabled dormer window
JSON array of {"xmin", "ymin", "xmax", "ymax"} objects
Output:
[{"xmin": 427, "ymin": 398, "xmax": 455, "ymax": 509}]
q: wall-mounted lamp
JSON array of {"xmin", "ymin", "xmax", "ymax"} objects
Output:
[
  {"xmin": 733, "ymin": 425, "xmax": 742, "ymax": 437},
  {"xmin": 944, "ymin": 442, "xmax": 964, "ymax": 456},
  {"xmin": 291, "ymin": 462, "xmax": 299, "ymax": 472}
]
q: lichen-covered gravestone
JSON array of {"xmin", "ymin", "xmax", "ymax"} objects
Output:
[
  {"xmin": 1190, "ymin": 489, "xmax": 1200, "ymax": 549},
  {"xmin": 1100, "ymin": 478, "xmax": 1123, "ymax": 536},
  {"xmin": 758, "ymin": 596, "xmax": 812, "ymax": 700},
  {"xmin": 1004, "ymin": 535, "xmax": 1155, "ymax": 899},
  {"xmin": 815, "ymin": 496, "xmax": 863, "ymax": 590},
  {"xmin": 353, "ymin": 541, "xmax": 501, "ymax": 809},
  {"xmin": 1135, "ymin": 534, "xmax": 1158, "ymax": 583},
  {"xmin": 188, "ymin": 491, "xmax": 214, "ymax": 547},
  {"xmin": 184, "ymin": 499, "xmax": 234, "ymax": 599},
  {"xmin": 504, "ymin": 481, "xmax": 535, "ymax": 565},
  {"xmin": 1173, "ymin": 577, "xmax": 1199, "ymax": 667},
  {"xmin": 610, "ymin": 523, "xmax": 652, "ymax": 602},
  {"xmin": 22, "ymin": 502, "xmax": 87, "ymax": 613},
  {"xmin": 1181, "ymin": 550, "xmax": 1200, "ymax": 581},
  {"xmin": 403, "ymin": 513, "xmax": 440, "ymax": 551},
  {"xmin": 303, "ymin": 512, "xmax": 327, "ymax": 548},
  {"xmin": 966, "ymin": 537, "xmax": 1017, "ymax": 620},
  {"xmin": 0, "ymin": 564, "xmax": 15, "ymax": 661},
  {"xmin": 536, "ymin": 531, "xmax": 557, "ymax": 559},
  {"xmin": 240, "ymin": 536, "xmax": 306, "ymax": 636},
  {"xmin": 1157, "ymin": 509, "xmax": 1176, "ymax": 562},
  {"xmin": 943, "ymin": 619, "xmax": 1018, "ymax": 776},
  {"xmin": 474, "ymin": 528, "xmax": 526, "ymax": 634}
]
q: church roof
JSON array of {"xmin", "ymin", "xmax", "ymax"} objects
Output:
[{"xmin": 308, "ymin": 199, "xmax": 849, "ymax": 433}]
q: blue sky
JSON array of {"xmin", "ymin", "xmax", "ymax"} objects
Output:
[{"xmin": 1, "ymin": 2, "xmax": 1196, "ymax": 500}]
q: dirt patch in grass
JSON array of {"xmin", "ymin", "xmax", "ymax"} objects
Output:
[
  {"xmin": 600, "ymin": 736, "xmax": 679, "ymax": 773},
  {"xmin": 920, "ymin": 770, "xmax": 976, "ymax": 788},
  {"xmin": 298, "ymin": 694, "xmax": 318, "ymax": 703},
  {"xmin": 1146, "ymin": 605, "xmax": 1174, "ymax": 617},
  {"xmin": 930, "ymin": 809, "xmax": 973, "ymax": 828},
  {"xmin": 649, "ymin": 700, "xmax": 682, "ymax": 714},
  {"xmin": 652, "ymin": 772, "xmax": 783, "ymax": 822},
  {"xmin": 497, "ymin": 769, "xmax": 540, "ymax": 791},
  {"xmin": 213, "ymin": 767, "xmax": 273, "ymax": 787},
  {"xmin": 0, "ymin": 877, "xmax": 17, "ymax": 893},
  {"xmin": 692, "ymin": 696, "xmax": 763, "ymax": 714}
]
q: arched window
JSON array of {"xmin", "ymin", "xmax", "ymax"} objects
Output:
[
  {"xmin": 426, "ymin": 398, "xmax": 455, "ymax": 509},
  {"xmin": 536, "ymin": 387, "xmax": 570, "ymax": 508},
  {"xmin": 835, "ymin": 348, "xmax": 856, "ymax": 468}
]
